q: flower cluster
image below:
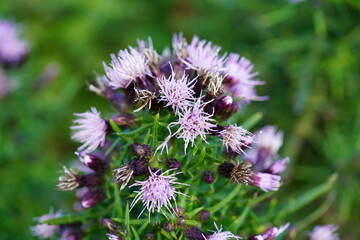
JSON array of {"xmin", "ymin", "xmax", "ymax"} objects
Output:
[{"xmin": 31, "ymin": 34, "xmax": 339, "ymax": 240}]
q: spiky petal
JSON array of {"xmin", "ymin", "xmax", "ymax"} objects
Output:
[
  {"xmin": 157, "ymin": 71, "xmax": 196, "ymax": 113},
  {"xmin": 183, "ymin": 36, "xmax": 226, "ymax": 73},
  {"xmin": 309, "ymin": 225, "xmax": 339, "ymax": 240},
  {"xmin": 71, "ymin": 107, "xmax": 108, "ymax": 154},
  {"xmin": 31, "ymin": 209, "xmax": 62, "ymax": 239},
  {"xmin": 204, "ymin": 223, "xmax": 242, "ymax": 240},
  {"xmin": 157, "ymin": 99, "xmax": 216, "ymax": 153},
  {"xmin": 103, "ymin": 47, "xmax": 151, "ymax": 89},
  {"xmin": 129, "ymin": 168, "xmax": 188, "ymax": 217},
  {"xmin": 219, "ymin": 125, "xmax": 253, "ymax": 154},
  {"xmin": 250, "ymin": 172, "xmax": 281, "ymax": 192}
]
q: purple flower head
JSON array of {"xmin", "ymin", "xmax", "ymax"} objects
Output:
[
  {"xmin": 219, "ymin": 125, "xmax": 253, "ymax": 154},
  {"xmin": 106, "ymin": 234, "xmax": 122, "ymax": 240},
  {"xmin": 183, "ymin": 36, "xmax": 227, "ymax": 73},
  {"xmin": 172, "ymin": 32, "xmax": 187, "ymax": 59},
  {"xmin": 203, "ymin": 223, "xmax": 242, "ymax": 240},
  {"xmin": 0, "ymin": 19, "xmax": 28, "ymax": 64},
  {"xmin": 268, "ymin": 157, "xmax": 289, "ymax": 175},
  {"xmin": 249, "ymin": 223, "xmax": 290, "ymax": 240},
  {"xmin": 71, "ymin": 107, "xmax": 108, "ymax": 154},
  {"xmin": 31, "ymin": 209, "xmax": 62, "ymax": 239},
  {"xmin": 129, "ymin": 168, "xmax": 188, "ymax": 217},
  {"xmin": 250, "ymin": 172, "xmax": 281, "ymax": 192},
  {"xmin": 157, "ymin": 69, "xmax": 196, "ymax": 113},
  {"xmin": 157, "ymin": 98, "xmax": 216, "ymax": 153},
  {"xmin": 309, "ymin": 225, "xmax": 339, "ymax": 240},
  {"xmin": 245, "ymin": 126, "xmax": 284, "ymax": 172},
  {"xmin": 103, "ymin": 47, "xmax": 151, "ymax": 89},
  {"xmin": 137, "ymin": 37, "xmax": 160, "ymax": 74}
]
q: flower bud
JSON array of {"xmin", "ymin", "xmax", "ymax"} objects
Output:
[
  {"xmin": 131, "ymin": 143, "xmax": 153, "ymax": 159},
  {"xmin": 183, "ymin": 226, "xmax": 205, "ymax": 240},
  {"xmin": 165, "ymin": 157, "xmax": 181, "ymax": 170},
  {"xmin": 129, "ymin": 158, "xmax": 149, "ymax": 176},
  {"xmin": 163, "ymin": 221, "xmax": 175, "ymax": 232},
  {"xmin": 81, "ymin": 188, "xmax": 106, "ymax": 208},
  {"xmin": 78, "ymin": 173, "xmax": 104, "ymax": 188},
  {"xmin": 111, "ymin": 114, "xmax": 135, "ymax": 129},
  {"xmin": 196, "ymin": 210, "xmax": 210, "ymax": 222},
  {"xmin": 214, "ymin": 96, "xmax": 238, "ymax": 120},
  {"xmin": 76, "ymin": 152, "xmax": 109, "ymax": 173},
  {"xmin": 102, "ymin": 218, "xmax": 121, "ymax": 235},
  {"xmin": 201, "ymin": 170, "xmax": 214, "ymax": 184},
  {"xmin": 217, "ymin": 162, "xmax": 235, "ymax": 178},
  {"xmin": 145, "ymin": 233, "xmax": 154, "ymax": 240}
]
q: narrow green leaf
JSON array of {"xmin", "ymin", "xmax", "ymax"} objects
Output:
[
  {"xmin": 125, "ymin": 202, "xmax": 131, "ymax": 239},
  {"xmin": 131, "ymin": 226, "xmax": 140, "ymax": 240},
  {"xmin": 209, "ymin": 184, "xmax": 241, "ymax": 213},
  {"xmin": 152, "ymin": 113, "xmax": 160, "ymax": 148},
  {"xmin": 110, "ymin": 119, "xmax": 122, "ymax": 133},
  {"xmin": 113, "ymin": 218, "xmax": 148, "ymax": 225},
  {"xmin": 242, "ymin": 112, "xmax": 263, "ymax": 129}
]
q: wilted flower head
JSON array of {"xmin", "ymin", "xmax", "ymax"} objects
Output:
[
  {"xmin": 129, "ymin": 168, "xmax": 188, "ymax": 217},
  {"xmin": 31, "ymin": 209, "xmax": 62, "ymax": 239},
  {"xmin": 157, "ymin": 71, "xmax": 196, "ymax": 113},
  {"xmin": 103, "ymin": 47, "xmax": 151, "ymax": 89},
  {"xmin": 204, "ymin": 223, "xmax": 241, "ymax": 240},
  {"xmin": 71, "ymin": 107, "xmax": 108, "ymax": 154},
  {"xmin": 309, "ymin": 225, "xmax": 339, "ymax": 240},
  {"xmin": 183, "ymin": 36, "xmax": 226, "ymax": 73},
  {"xmin": 157, "ymin": 98, "xmax": 216, "ymax": 153},
  {"xmin": 57, "ymin": 166, "xmax": 80, "ymax": 191},
  {"xmin": 219, "ymin": 125, "xmax": 253, "ymax": 154},
  {"xmin": 0, "ymin": 19, "xmax": 28, "ymax": 64}
]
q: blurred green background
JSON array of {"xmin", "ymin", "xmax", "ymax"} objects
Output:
[{"xmin": 0, "ymin": 0, "xmax": 359, "ymax": 239}]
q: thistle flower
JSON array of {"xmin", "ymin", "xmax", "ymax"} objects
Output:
[
  {"xmin": 113, "ymin": 164, "xmax": 134, "ymax": 190},
  {"xmin": 172, "ymin": 32, "xmax": 187, "ymax": 59},
  {"xmin": 250, "ymin": 172, "xmax": 281, "ymax": 192},
  {"xmin": 0, "ymin": 19, "xmax": 28, "ymax": 65},
  {"xmin": 76, "ymin": 151, "xmax": 109, "ymax": 173},
  {"xmin": 245, "ymin": 126, "xmax": 285, "ymax": 172},
  {"xmin": 56, "ymin": 166, "xmax": 80, "ymax": 191},
  {"xmin": 309, "ymin": 225, "xmax": 339, "ymax": 240},
  {"xmin": 249, "ymin": 223, "xmax": 290, "ymax": 240},
  {"xmin": 71, "ymin": 107, "xmax": 108, "ymax": 154},
  {"xmin": 106, "ymin": 233, "xmax": 122, "ymax": 240},
  {"xmin": 81, "ymin": 188, "xmax": 106, "ymax": 208},
  {"xmin": 230, "ymin": 161, "xmax": 254, "ymax": 185},
  {"xmin": 268, "ymin": 157, "xmax": 289, "ymax": 175},
  {"xmin": 137, "ymin": 37, "xmax": 160, "ymax": 74},
  {"xmin": 183, "ymin": 36, "xmax": 227, "ymax": 74},
  {"xmin": 157, "ymin": 99, "xmax": 216, "ymax": 153},
  {"xmin": 204, "ymin": 223, "xmax": 241, "ymax": 240},
  {"xmin": 157, "ymin": 71, "xmax": 196, "ymax": 113},
  {"xmin": 219, "ymin": 125, "xmax": 253, "ymax": 154},
  {"xmin": 31, "ymin": 209, "xmax": 62, "ymax": 239},
  {"xmin": 224, "ymin": 54, "xmax": 260, "ymax": 85},
  {"xmin": 103, "ymin": 47, "xmax": 151, "ymax": 89},
  {"xmin": 129, "ymin": 168, "xmax": 188, "ymax": 217}
]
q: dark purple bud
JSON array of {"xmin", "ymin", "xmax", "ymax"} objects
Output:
[
  {"xmin": 202, "ymin": 170, "xmax": 214, "ymax": 184},
  {"xmin": 60, "ymin": 224, "xmax": 84, "ymax": 240},
  {"xmin": 214, "ymin": 96, "xmax": 238, "ymax": 120},
  {"xmin": 131, "ymin": 143, "xmax": 153, "ymax": 159},
  {"xmin": 129, "ymin": 158, "xmax": 149, "ymax": 176},
  {"xmin": 196, "ymin": 210, "xmax": 210, "ymax": 221},
  {"xmin": 165, "ymin": 157, "xmax": 181, "ymax": 170},
  {"xmin": 81, "ymin": 188, "xmax": 106, "ymax": 208},
  {"xmin": 163, "ymin": 221, "xmax": 175, "ymax": 232},
  {"xmin": 76, "ymin": 152, "xmax": 109, "ymax": 173},
  {"xmin": 102, "ymin": 218, "xmax": 121, "ymax": 235},
  {"xmin": 217, "ymin": 162, "xmax": 235, "ymax": 178},
  {"xmin": 183, "ymin": 226, "xmax": 205, "ymax": 240},
  {"xmin": 104, "ymin": 89, "xmax": 128, "ymax": 113},
  {"xmin": 111, "ymin": 114, "xmax": 136, "ymax": 129},
  {"xmin": 145, "ymin": 233, "xmax": 154, "ymax": 240},
  {"xmin": 268, "ymin": 157, "xmax": 289, "ymax": 175},
  {"xmin": 78, "ymin": 173, "xmax": 104, "ymax": 188}
]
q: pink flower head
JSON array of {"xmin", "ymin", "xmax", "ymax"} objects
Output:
[
  {"xmin": 71, "ymin": 107, "xmax": 108, "ymax": 154},
  {"xmin": 106, "ymin": 234, "xmax": 122, "ymax": 240},
  {"xmin": 245, "ymin": 126, "xmax": 285, "ymax": 172},
  {"xmin": 157, "ymin": 98, "xmax": 216, "ymax": 153},
  {"xmin": 309, "ymin": 225, "xmax": 339, "ymax": 240},
  {"xmin": 250, "ymin": 172, "xmax": 281, "ymax": 192},
  {"xmin": 249, "ymin": 223, "xmax": 290, "ymax": 240},
  {"xmin": 31, "ymin": 209, "xmax": 62, "ymax": 239},
  {"xmin": 103, "ymin": 47, "xmax": 151, "ymax": 89},
  {"xmin": 183, "ymin": 36, "xmax": 227, "ymax": 73},
  {"xmin": 157, "ymin": 70, "xmax": 196, "ymax": 113},
  {"xmin": 129, "ymin": 168, "xmax": 188, "ymax": 217},
  {"xmin": 203, "ymin": 223, "xmax": 241, "ymax": 240},
  {"xmin": 0, "ymin": 19, "xmax": 28, "ymax": 64},
  {"xmin": 219, "ymin": 125, "xmax": 253, "ymax": 154}
]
